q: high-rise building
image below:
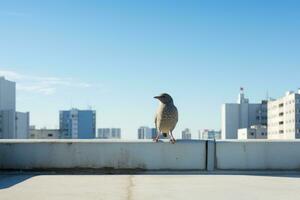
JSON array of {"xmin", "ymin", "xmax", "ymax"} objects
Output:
[
  {"xmin": 182, "ymin": 128, "xmax": 192, "ymax": 140},
  {"xmin": 0, "ymin": 77, "xmax": 29, "ymax": 139},
  {"xmin": 221, "ymin": 88, "xmax": 267, "ymax": 139},
  {"xmin": 97, "ymin": 128, "xmax": 121, "ymax": 139},
  {"xmin": 0, "ymin": 77, "xmax": 16, "ymax": 111},
  {"xmin": 199, "ymin": 129, "xmax": 221, "ymax": 140},
  {"xmin": 268, "ymin": 90, "xmax": 300, "ymax": 139},
  {"xmin": 138, "ymin": 126, "xmax": 157, "ymax": 139},
  {"xmin": 59, "ymin": 108, "xmax": 96, "ymax": 139}
]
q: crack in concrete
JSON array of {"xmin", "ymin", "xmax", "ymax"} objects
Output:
[{"xmin": 126, "ymin": 175, "xmax": 134, "ymax": 200}]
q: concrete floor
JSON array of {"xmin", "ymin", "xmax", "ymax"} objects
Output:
[{"xmin": 1, "ymin": 172, "xmax": 300, "ymax": 200}]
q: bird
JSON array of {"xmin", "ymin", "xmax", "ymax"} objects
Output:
[{"xmin": 154, "ymin": 93, "xmax": 178, "ymax": 144}]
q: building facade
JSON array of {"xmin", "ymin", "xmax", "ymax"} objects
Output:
[
  {"xmin": 221, "ymin": 88, "xmax": 267, "ymax": 139},
  {"xmin": 238, "ymin": 125, "xmax": 267, "ymax": 139},
  {"xmin": 0, "ymin": 77, "xmax": 30, "ymax": 139},
  {"xmin": 138, "ymin": 127, "xmax": 157, "ymax": 139},
  {"xmin": 268, "ymin": 90, "xmax": 300, "ymax": 139},
  {"xmin": 199, "ymin": 129, "xmax": 221, "ymax": 140},
  {"xmin": 0, "ymin": 77, "xmax": 15, "ymax": 111},
  {"xmin": 182, "ymin": 128, "xmax": 192, "ymax": 140},
  {"xmin": 59, "ymin": 109, "xmax": 96, "ymax": 139},
  {"xmin": 97, "ymin": 128, "xmax": 121, "ymax": 139},
  {"xmin": 15, "ymin": 112, "xmax": 30, "ymax": 139},
  {"xmin": 30, "ymin": 126, "xmax": 60, "ymax": 139}
]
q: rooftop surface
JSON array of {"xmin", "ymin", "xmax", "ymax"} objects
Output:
[{"xmin": 1, "ymin": 171, "xmax": 300, "ymax": 200}]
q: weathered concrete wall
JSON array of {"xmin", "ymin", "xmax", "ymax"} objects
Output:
[
  {"xmin": 2, "ymin": 139, "xmax": 300, "ymax": 171},
  {"xmin": 0, "ymin": 140, "xmax": 207, "ymax": 170},
  {"xmin": 216, "ymin": 140, "xmax": 300, "ymax": 170}
]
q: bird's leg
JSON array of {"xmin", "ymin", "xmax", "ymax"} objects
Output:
[
  {"xmin": 153, "ymin": 133, "xmax": 160, "ymax": 142},
  {"xmin": 169, "ymin": 131, "xmax": 176, "ymax": 144}
]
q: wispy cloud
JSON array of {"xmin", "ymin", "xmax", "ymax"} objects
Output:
[{"xmin": 0, "ymin": 70, "xmax": 94, "ymax": 95}]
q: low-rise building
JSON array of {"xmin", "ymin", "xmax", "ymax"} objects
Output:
[
  {"xmin": 97, "ymin": 128, "xmax": 121, "ymax": 139},
  {"xmin": 182, "ymin": 128, "xmax": 192, "ymax": 140},
  {"xmin": 15, "ymin": 112, "xmax": 30, "ymax": 139},
  {"xmin": 29, "ymin": 126, "xmax": 60, "ymax": 139},
  {"xmin": 238, "ymin": 125, "xmax": 267, "ymax": 139},
  {"xmin": 138, "ymin": 126, "xmax": 157, "ymax": 139},
  {"xmin": 199, "ymin": 129, "xmax": 221, "ymax": 140}
]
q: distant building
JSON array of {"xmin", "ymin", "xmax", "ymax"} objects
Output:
[
  {"xmin": 15, "ymin": 112, "xmax": 30, "ymax": 139},
  {"xmin": 97, "ymin": 128, "xmax": 121, "ymax": 139},
  {"xmin": 221, "ymin": 88, "xmax": 267, "ymax": 139},
  {"xmin": 0, "ymin": 77, "xmax": 15, "ymax": 111},
  {"xmin": 268, "ymin": 90, "xmax": 300, "ymax": 139},
  {"xmin": 138, "ymin": 127, "xmax": 157, "ymax": 139},
  {"xmin": 0, "ymin": 77, "xmax": 29, "ymax": 139},
  {"xmin": 30, "ymin": 126, "xmax": 60, "ymax": 139},
  {"xmin": 59, "ymin": 108, "xmax": 96, "ymax": 139},
  {"xmin": 199, "ymin": 129, "xmax": 221, "ymax": 140},
  {"xmin": 238, "ymin": 125, "xmax": 267, "ymax": 139},
  {"xmin": 182, "ymin": 128, "xmax": 192, "ymax": 140}
]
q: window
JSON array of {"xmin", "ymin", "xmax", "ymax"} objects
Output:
[{"xmin": 279, "ymin": 103, "xmax": 284, "ymax": 107}]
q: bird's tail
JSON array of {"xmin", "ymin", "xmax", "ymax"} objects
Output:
[{"xmin": 162, "ymin": 133, "xmax": 167, "ymax": 137}]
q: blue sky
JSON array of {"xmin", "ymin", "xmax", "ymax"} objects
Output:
[{"xmin": 1, "ymin": 0, "xmax": 300, "ymax": 139}]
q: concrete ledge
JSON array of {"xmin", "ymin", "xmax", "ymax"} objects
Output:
[
  {"xmin": 216, "ymin": 140, "xmax": 300, "ymax": 170},
  {"xmin": 0, "ymin": 140, "xmax": 207, "ymax": 170}
]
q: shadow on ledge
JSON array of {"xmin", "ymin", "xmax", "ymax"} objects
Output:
[
  {"xmin": 1, "ymin": 169, "xmax": 300, "ymax": 178},
  {"xmin": 0, "ymin": 174, "xmax": 35, "ymax": 189}
]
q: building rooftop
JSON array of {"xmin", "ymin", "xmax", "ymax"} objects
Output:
[
  {"xmin": 1, "ymin": 171, "xmax": 300, "ymax": 200},
  {"xmin": 1, "ymin": 140, "xmax": 300, "ymax": 199}
]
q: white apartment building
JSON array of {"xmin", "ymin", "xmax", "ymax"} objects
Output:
[
  {"xmin": 199, "ymin": 129, "xmax": 221, "ymax": 140},
  {"xmin": 268, "ymin": 90, "xmax": 300, "ymax": 139},
  {"xmin": 97, "ymin": 128, "xmax": 121, "ymax": 139},
  {"xmin": 0, "ymin": 77, "xmax": 30, "ymax": 139},
  {"xmin": 238, "ymin": 125, "xmax": 267, "ymax": 139},
  {"xmin": 182, "ymin": 128, "xmax": 192, "ymax": 140},
  {"xmin": 221, "ymin": 88, "xmax": 267, "ymax": 139},
  {"xmin": 29, "ymin": 126, "xmax": 60, "ymax": 139}
]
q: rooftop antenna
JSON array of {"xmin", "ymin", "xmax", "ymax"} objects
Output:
[
  {"xmin": 238, "ymin": 86, "xmax": 245, "ymax": 104},
  {"xmin": 266, "ymin": 90, "xmax": 269, "ymax": 100}
]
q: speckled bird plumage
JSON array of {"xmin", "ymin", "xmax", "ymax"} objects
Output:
[{"xmin": 154, "ymin": 93, "xmax": 178, "ymax": 137}]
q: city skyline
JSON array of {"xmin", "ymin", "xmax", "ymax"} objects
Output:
[{"xmin": 1, "ymin": 1, "xmax": 300, "ymax": 139}]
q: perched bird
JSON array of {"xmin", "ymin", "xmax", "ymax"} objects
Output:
[{"xmin": 154, "ymin": 93, "xmax": 178, "ymax": 144}]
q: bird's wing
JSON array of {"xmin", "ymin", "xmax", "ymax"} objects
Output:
[
  {"xmin": 154, "ymin": 114, "xmax": 158, "ymax": 130},
  {"xmin": 174, "ymin": 106, "xmax": 179, "ymax": 122}
]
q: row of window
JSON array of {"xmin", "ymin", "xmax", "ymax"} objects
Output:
[
  {"xmin": 268, "ymin": 109, "xmax": 300, "ymax": 119},
  {"xmin": 269, "ymin": 99, "xmax": 300, "ymax": 110},
  {"xmin": 269, "ymin": 129, "xmax": 300, "ymax": 134},
  {"xmin": 268, "ymin": 118, "xmax": 300, "ymax": 126}
]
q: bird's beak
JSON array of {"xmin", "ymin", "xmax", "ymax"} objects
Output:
[{"xmin": 154, "ymin": 96, "xmax": 160, "ymax": 99}]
